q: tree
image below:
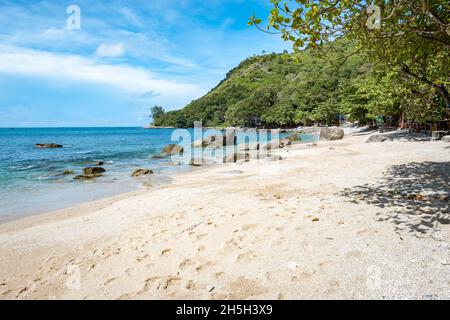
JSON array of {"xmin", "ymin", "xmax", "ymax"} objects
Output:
[
  {"xmin": 250, "ymin": 0, "xmax": 450, "ymax": 116},
  {"xmin": 150, "ymin": 106, "xmax": 165, "ymax": 125}
]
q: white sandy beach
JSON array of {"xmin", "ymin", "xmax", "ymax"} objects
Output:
[{"xmin": 0, "ymin": 134, "xmax": 449, "ymax": 300}]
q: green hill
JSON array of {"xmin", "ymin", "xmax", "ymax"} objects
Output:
[{"xmin": 154, "ymin": 41, "xmax": 370, "ymax": 128}]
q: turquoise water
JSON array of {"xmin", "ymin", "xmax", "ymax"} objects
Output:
[{"xmin": 0, "ymin": 127, "xmax": 317, "ymax": 221}]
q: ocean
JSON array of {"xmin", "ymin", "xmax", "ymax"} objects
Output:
[{"xmin": 0, "ymin": 127, "xmax": 318, "ymax": 222}]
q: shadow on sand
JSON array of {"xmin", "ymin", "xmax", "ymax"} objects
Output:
[{"xmin": 340, "ymin": 161, "xmax": 449, "ymax": 237}]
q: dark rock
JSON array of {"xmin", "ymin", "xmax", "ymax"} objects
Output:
[
  {"xmin": 162, "ymin": 144, "xmax": 184, "ymax": 155},
  {"xmin": 73, "ymin": 173, "xmax": 103, "ymax": 180},
  {"xmin": 83, "ymin": 167, "xmax": 106, "ymax": 175},
  {"xmin": 35, "ymin": 143, "xmax": 63, "ymax": 149},
  {"xmin": 131, "ymin": 169, "xmax": 154, "ymax": 177},
  {"xmin": 93, "ymin": 161, "xmax": 104, "ymax": 166},
  {"xmin": 223, "ymin": 152, "xmax": 251, "ymax": 163}
]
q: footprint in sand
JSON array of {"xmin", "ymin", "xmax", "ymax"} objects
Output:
[
  {"xmin": 241, "ymin": 224, "xmax": 257, "ymax": 231},
  {"xmin": 104, "ymin": 278, "xmax": 117, "ymax": 286},
  {"xmin": 179, "ymin": 259, "xmax": 196, "ymax": 270},
  {"xmin": 161, "ymin": 249, "xmax": 171, "ymax": 256},
  {"xmin": 215, "ymin": 272, "xmax": 225, "ymax": 279},
  {"xmin": 196, "ymin": 234, "xmax": 207, "ymax": 241},
  {"xmin": 195, "ymin": 261, "xmax": 214, "ymax": 272},
  {"xmin": 185, "ymin": 280, "xmax": 197, "ymax": 290},
  {"xmin": 236, "ymin": 251, "xmax": 256, "ymax": 262}
]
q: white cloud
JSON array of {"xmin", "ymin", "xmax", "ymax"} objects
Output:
[
  {"xmin": 95, "ymin": 43, "xmax": 125, "ymax": 58},
  {"xmin": 0, "ymin": 45, "xmax": 206, "ymax": 103}
]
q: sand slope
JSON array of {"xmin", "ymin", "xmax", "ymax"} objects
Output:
[{"xmin": 0, "ymin": 135, "xmax": 449, "ymax": 299}]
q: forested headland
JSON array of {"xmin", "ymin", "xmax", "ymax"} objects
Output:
[{"xmin": 152, "ymin": 1, "xmax": 449, "ymax": 130}]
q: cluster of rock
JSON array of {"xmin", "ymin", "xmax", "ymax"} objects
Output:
[
  {"xmin": 162, "ymin": 144, "xmax": 184, "ymax": 155},
  {"xmin": 192, "ymin": 130, "xmax": 238, "ymax": 149},
  {"xmin": 365, "ymin": 130, "xmax": 433, "ymax": 143},
  {"xmin": 131, "ymin": 169, "xmax": 153, "ymax": 177},
  {"xmin": 296, "ymin": 127, "xmax": 344, "ymax": 141},
  {"xmin": 73, "ymin": 167, "xmax": 106, "ymax": 180}
]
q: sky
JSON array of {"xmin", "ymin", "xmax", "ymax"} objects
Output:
[{"xmin": 0, "ymin": 0, "xmax": 290, "ymax": 127}]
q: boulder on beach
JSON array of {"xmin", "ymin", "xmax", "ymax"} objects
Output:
[
  {"xmin": 257, "ymin": 154, "xmax": 283, "ymax": 161},
  {"xmin": 162, "ymin": 144, "xmax": 184, "ymax": 155},
  {"xmin": 319, "ymin": 127, "xmax": 344, "ymax": 140},
  {"xmin": 83, "ymin": 167, "xmax": 106, "ymax": 175},
  {"xmin": 366, "ymin": 130, "xmax": 432, "ymax": 143},
  {"xmin": 189, "ymin": 158, "xmax": 205, "ymax": 166},
  {"xmin": 442, "ymin": 135, "xmax": 450, "ymax": 142},
  {"xmin": 192, "ymin": 129, "xmax": 237, "ymax": 149},
  {"xmin": 131, "ymin": 169, "xmax": 153, "ymax": 177},
  {"xmin": 196, "ymin": 135, "xmax": 223, "ymax": 148},
  {"xmin": 223, "ymin": 152, "xmax": 251, "ymax": 163},
  {"xmin": 237, "ymin": 142, "xmax": 259, "ymax": 152},
  {"xmin": 260, "ymin": 138, "xmax": 291, "ymax": 151},
  {"xmin": 35, "ymin": 143, "xmax": 63, "ymax": 149}
]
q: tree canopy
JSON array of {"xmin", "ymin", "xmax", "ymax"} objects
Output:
[{"xmin": 249, "ymin": 0, "xmax": 449, "ymax": 115}]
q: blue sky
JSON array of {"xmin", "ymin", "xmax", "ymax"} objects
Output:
[{"xmin": 0, "ymin": 0, "xmax": 290, "ymax": 127}]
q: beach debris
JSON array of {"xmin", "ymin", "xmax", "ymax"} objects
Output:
[
  {"xmin": 162, "ymin": 144, "xmax": 184, "ymax": 156},
  {"xmin": 288, "ymin": 262, "xmax": 299, "ymax": 271},
  {"xmin": 207, "ymin": 285, "xmax": 215, "ymax": 292},
  {"xmin": 93, "ymin": 161, "xmax": 104, "ymax": 166},
  {"xmin": 131, "ymin": 169, "xmax": 153, "ymax": 177},
  {"xmin": 312, "ymin": 218, "xmax": 320, "ymax": 222},
  {"xmin": 35, "ymin": 143, "xmax": 63, "ymax": 149}
]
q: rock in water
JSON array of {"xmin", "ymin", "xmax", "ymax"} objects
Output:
[
  {"xmin": 83, "ymin": 167, "xmax": 106, "ymax": 175},
  {"xmin": 162, "ymin": 144, "xmax": 184, "ymax": 155},
  {"xmin": 35, "ymin": 143, "xmax": 63, "ymax": 149},
  {"xmin": 319, "ymin": 127, "xmax": 344, "ymax": 140},
  {"xmin": 73, "ymin": 174, "xmax": 103, "ymax": 180},
  {"xmin": 131, "ymin": 169, "xmax": 153, "ymax": 177}
]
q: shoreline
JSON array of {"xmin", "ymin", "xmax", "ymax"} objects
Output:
[{"xmin": 1, "ymin": 135, "xmax": 449, "ymax": 299}]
